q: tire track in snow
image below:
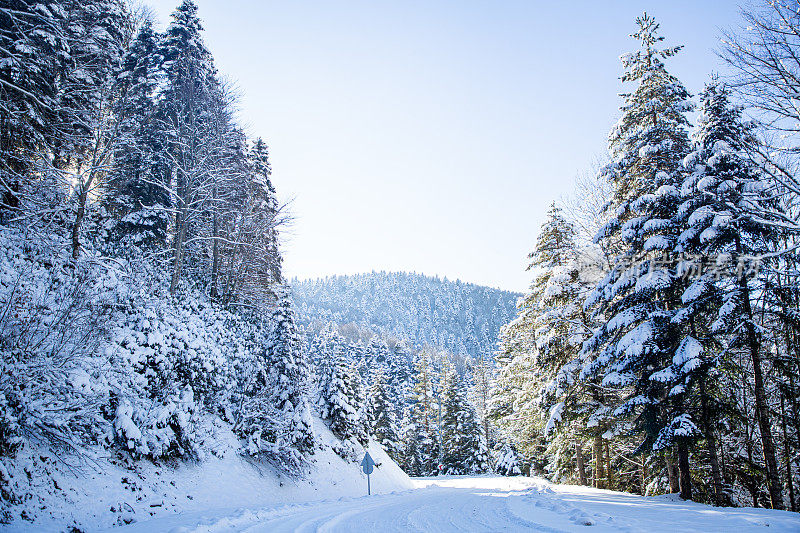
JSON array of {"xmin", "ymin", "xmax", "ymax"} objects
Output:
[{"xmin": 188, "ymin": 483, "xmax": 575, "ymax": 532}]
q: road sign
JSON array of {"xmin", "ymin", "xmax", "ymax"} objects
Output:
[
  {"xmin": 361, "ymin": 452, "xmax": 376, "ymax": 495},
  {"xmin": 361, "ymin": 452, "xmax": 375, "ymax": 475}
]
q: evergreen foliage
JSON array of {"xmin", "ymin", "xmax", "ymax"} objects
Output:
[
  {"xmin": 294, "ymin": 272, "xmax": 517, "ymax": 359},
  {"xmin": 441, "ymin": 367, "xmax": 489, "ymax": 475}
]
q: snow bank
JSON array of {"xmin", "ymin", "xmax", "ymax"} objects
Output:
[{"xmin": 1, "ymin": 419, "xmax": 411, "ymax": 532}]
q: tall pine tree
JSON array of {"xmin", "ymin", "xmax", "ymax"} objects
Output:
[{"xmin": 581, "ymin": 13, "xmax": 696, "ymax": 500}]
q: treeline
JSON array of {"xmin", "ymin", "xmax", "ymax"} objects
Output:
[
  {"xmin": 308, "ymin": 323, "xmax": 520, "ymax": 477},
  {"xmin": 491, "ymin": 8, "xmax": 800, "ymax": 511},
  {"xmin": 0, "ymin": 0, "xmax": 315, "ymax": 522}
]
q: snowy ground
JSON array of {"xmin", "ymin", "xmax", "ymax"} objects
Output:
[
  {"xmin": 0, "ymin": 419, "xmax": 413, "ymax": 532},
  {"xmin": 107, "ymin": 475, "xmax": 800, "ymax": 533}
]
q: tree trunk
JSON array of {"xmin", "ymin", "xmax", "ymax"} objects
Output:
[
  {"xmin": 782, "ymin": 396, "xmax": 796, "ymax": 512},
  {"xmin": 593, "ymin": 436, "xmax": 604, "ymax": 489},
  {"xmin": 71, "ymin": 188, "xmax": 88, "ymax": 261},
  {"xmin": 576, "ymin": 442, "xmax": 587, "ymax": 486},
  {"xmin": 641, "ymin": 459, "xmax": 648, "ymax": 495},
  {"xmin": 170, "ymin": 206, "xmax": 187, "ymax": 293},
  {"xmin": 604, "ymin": 440, "xmax": 613, "ymax": 490},
  {"xmin": 700, "ymin": 379, "xmax": 724, "ymax": 505},
  {"xmin": 667, "ymin": 449, "xmax": 679, "ymax": 494},
  {"xmin": 211, "ymin": 206, "xmax": 219, "ymax": 299},
  {"xmin": 740, "ymin": 276, "xmax": 785, "ymax": 510},
  {"xmin": 71, "ymin": 164, "xmax": 97, "ymax": 261},
  {"xmin": 677, "ymin": 441, "xmax": 692, "ymax": 501},
  {"xmin": 735, "ymin": 236, "xmax": 784, "ymax": 510}
]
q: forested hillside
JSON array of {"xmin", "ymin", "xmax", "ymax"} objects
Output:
[
  {"xmin": 0, "ymin": 1, "xmax": 409, "ymax": 527},
  {"xmin": 293, "ymin": 272, "xmax": 519, "ymax": 358}
]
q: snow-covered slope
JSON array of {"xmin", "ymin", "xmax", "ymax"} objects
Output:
[
  {"xmin": 108, "ymin": 475, "xmax": 800, "ymax": 532},
  {"xmin": 2, "ymin": 419, "xmax": 411, "ymax": 532},
  {"xmin": 293, "ymin": 271, "xmax": 519, "ymax": 358}
]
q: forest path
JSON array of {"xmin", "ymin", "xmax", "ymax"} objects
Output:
[{"xmin": 119, "ymin": 476, "xmax": 800, "ymax": 532}]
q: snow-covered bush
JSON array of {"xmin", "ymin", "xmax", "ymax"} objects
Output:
[
  {"xmin": 493, "ymin": 443, "xmax": 522, "ymax": 476},
  {"xmin": 0, "ymin": 229, "xmax": 118, "ymax": 457}
]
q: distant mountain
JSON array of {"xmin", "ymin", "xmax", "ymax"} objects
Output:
[{"xmin": 292, "ymin": 271, "xmax": 520, "ymax": 358}]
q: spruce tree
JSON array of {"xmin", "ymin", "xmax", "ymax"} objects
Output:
[
  {"xmin": 324, "ymin": 351, "xmax": 368, "ymax": 445},
  {"xmin": 441, "ymin": 367, "xmax": 489, "ymax": 475},
  {"xmin": 494, "ymin": 442, "xmax": 522, "ymax": 476},
  {"xmin": 245, "ymin": 138, "xmax": 282, "ymax": 288},
  {"xmin": 368, "ymin": 367, "xmax": 402, "ymax": 460},
  {"xmin": 679, "ymin": 80, "xmax": 785, "ymax": 509},
  {"xmin": 581, "ymin": 13, "xmax": 695, "ymax": 500},
  {"xmin": 527, "ymin": 205, "xmax": 601, "ymax": 485},
  {"xmin": 491, "ymin": 204, "xmax": 587, "ymax": 471},
  {"xmin": 159, "ymin": 0, "xmax": 217, "ymax": 292},
  {"xmin": 0, "ymin": 0, "xmax": 69, "ymax": 216},
  {"xmin": 408, "ymin": 350, "xmax": 439, "ymax": 475},
  {"xmin": 106, "ymin": 20, "xmax": 169, "ymax": 248},
  {"xmin": 264, "ymin": 296, "xmax": 315, "ymax": 455},
  {"xmin": 399, "ymin": 404, "xmax": 425, "ymax": 476}
]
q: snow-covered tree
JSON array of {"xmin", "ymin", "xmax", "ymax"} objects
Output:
[
  {"xmin": 441, "ymin": 367, "xmax": 489, "ymax": 475},
  {"xmin": 398, "ymin": 404, "xmax": 425, "ymax": 476},
  {"xmin": 0, "ymin": 0, "xmax": 70, "ymax": 218},
  {"xmin": 240, "ymin": 296, "xmax": 314, "ymax": 465},
  {"xmin": 404, "ymin": 350, "xmax": 439, "ymax": 475},
  {"xmin": 159, "ymin": 0, "xmax": 219, "ymax": 292},
  {"xmin": 368, "ymin": 367, "xmax": 401, "ymax": 460},
  {"xmin": 678, "ymin": 79, "xmax": 786, "ymax": 509},
  {"xmin": 581, "ymin": 13, "xmax": 695, "ymax": 500},
  {"xmin": 323, "ymin": 350, "xmax": 368, "ymax": 445},
  {"xmin": 493, "ymin": 442, "xmax": 522, "ymax": 476},
  {"xmin": 104, "ymin": 19, "xmax": 170, "ymax": 249}
]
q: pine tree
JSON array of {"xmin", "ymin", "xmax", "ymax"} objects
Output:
[
  {"xmin": 679, "ymin": 80, "xmax": 786, "ymax": 509},
  {"xmin": 57, "ymin": 0, "xmax": 128, "ymax": 154},
  {"xmin": 324, "ymin": 351, "xmax": 368, "ymax": 445},
  {"xmin": 441, "ymin": 367, "xmax": 489, "ymax": 475},
  {"xmin": 0, "ymin": 0, "xmax": 70, "ymax": 217},
  {"xmin": 247, "ymin": 137, "xmax": 282, "ymax": 285},
  {"xmin": 105, "ymin": 20, "xmax": 170, "ymax": 248},
  {"xmin": 159, "ymin": 0, "xmax": 218, "ymax": 292},
  {"xmin": 408, "ymin": 350, "xmax": 439, "ymax": 475},
  {"xmin": 493, "ymin": 442, "xmax": 522, "ymax": 476},
  {"xmin": 314, "ymin": 324, "xmax": 346, "ymax": 417},
  {"xmin": 526, "ymin": 205, "xmax": 601, "ymax": 486},
  {"xmin": 264, "ymin": 295, "xmax": 315, "ymax": 455},
  {"xmin": 399, "ymin": 404, "xmax": 425, "ymax": 476},
  {"xmin": 467, "ymin": 354, "xmax": 493, "ymax": 465},
  {"xmin": 491, "ymin": 204, "xmax": 587, "ymax": 472},
  {"xmin": 581, "ymin": 13, "xmax": 695, "ymax": 500},
  {"xmin": 368, "ymin": 367, "xmax": 401, "ymax": 460}
]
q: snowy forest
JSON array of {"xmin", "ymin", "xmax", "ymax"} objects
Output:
[
  {"xmin": 2, "ymin": 0, "xmax": 800, "ymax": 529},
  {"xmin": 0, "ymin": 0, "xmax": 316, "ymax": 524},
  {"xmin": 0, "ymin": 0, "xmax": 515, "ymax": 526},
  {"xmin": 293, "ymin": 272, "xmax": 517, "ymax": 359}
]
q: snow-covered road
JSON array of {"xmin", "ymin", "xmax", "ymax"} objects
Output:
[{"xmin": 120, "ymin": 476, "xmax": 800, "ymax": 533}]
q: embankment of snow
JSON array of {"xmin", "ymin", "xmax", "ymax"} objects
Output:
[{"xmin": 2, "ymin": 419, "xmax": 411, "ymax": 532}]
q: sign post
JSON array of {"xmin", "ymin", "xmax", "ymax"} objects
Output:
[{"xmin": 361, "ymin": 451, "xmax": 375, "ymax": 495}]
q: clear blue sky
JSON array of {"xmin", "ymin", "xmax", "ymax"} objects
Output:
[{"xmin": 145, "ymin": 0, "xmax": 745, "ymax": 292}]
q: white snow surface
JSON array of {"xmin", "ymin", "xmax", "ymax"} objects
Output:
[
  {"xmin": 2, "ymin": 419, "xmax": 412, "ymax": 532},
  {"xmin": 95, "ymin": 476, "xmax": 798, "ymax": 532}
]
